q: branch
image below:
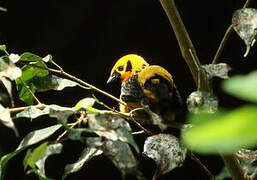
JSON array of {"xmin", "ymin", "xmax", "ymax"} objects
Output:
[
  {"xmin": 8, "ymin": 103, "xmax": 46, "ymax": 113},
  {"xmin": 221, "ymin": 155, "xmax": 246, "ymax": 180},
  {"xmin": 212, "ymin": 0, "xmax": 254, "ymax": 64},
  {"xmin": 159, "ymin": 0, "xmax": 211, "ymax": 91},
  {"xmin": 25, "ymin": 63, "xmax": 127, "ymax": 107}
]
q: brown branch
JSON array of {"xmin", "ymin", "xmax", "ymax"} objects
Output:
[
  {"xmin": 221, "ymin": 155, "xmax": 246, "ymax": 180},
  {"xmin": 159, "ymin": 0, "xmax": 211, "ymax": 91},
  {"xmin": 212, "ymin": 0, "xmax": 254, "ymax": 64},
  {"xmin": 8, "ymin": 103, "xmax": 46, "ymax": 113},
  {"xmin": 189, "ymin": 152, "xmax": 214, "ymax": 180}
]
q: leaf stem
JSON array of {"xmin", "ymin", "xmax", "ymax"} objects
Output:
[{"xmin": 211, "ymin": 0, "xmax": 254, "ymax": 64}]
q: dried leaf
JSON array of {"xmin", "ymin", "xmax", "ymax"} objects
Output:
[
  {"xmin": 87, "ymin": 113, "xmax": 139, "ymax": 152},
  {"xmin": 102, "ymin": 140, "xmax": 144, "ymax": 179},
  {"xmin": 16, "ymin": 105, "xmax": 74, "ymax": 122},
  {"xmin": 202, "ymin": 63, "xmax": 231, "ymax": 79},
  {"xmin": 35, "ymin": 143, "xmax": 63, "ymax": 178},
  {"xmin": 187, "ymin": 91, "xmax": 218, "ymax": 114},
  {"xmin": 232, "ymin": 8, "xmax": 257, "ymax": 57},
  {"xmin": 16, "ymin": 106, "xmax": 49, "ymax": 119},
  {"xmin": 32, "ymin": 74, "xmax": 77, "ymax": 92},
  {"xmin": 143, "ymin": 134, "xmax": 187, "ymax": 178},
  {"xmin": 62, "ymin": 147, "xmax": 102, "ymax": 180}
]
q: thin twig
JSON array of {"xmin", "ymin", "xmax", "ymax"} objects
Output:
[
  {"xmin": 159, "ymin": 0, "xmax": 210, "ymax": 91},
  {"xmin": 8, "ymin": 103, "xmax": 46, "ymax": 113},
  {"xmin": 189, "ymin": 152, "xmax": 214, "ymax": 180},
  {"xmin": 212, "ymin": 0, "xmax": 254, "ymax": 64},
  {"xmin": 25, "ymin": 63, "xmax": 127, "ymax": 107},
  {"xmin": 19, "ymin": 78, "xmax": 41, "ymax": 104},
  {"xmin": 56, "ymin": 111, "xmax": 86, "ymax": 142}
]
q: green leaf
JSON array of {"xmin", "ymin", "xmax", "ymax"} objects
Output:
[
  {"xmin": 73, "ymin": 98, "xmax": 99, "ymax": 113},
  {"xmin": 0, "ymin": 124, "xmax": 62, "ymax": 180},
  {"xmin": 24, "ymin": 142, "xmax": 48, "ymax": 169},
  {"xmin": 16, "ymin": 61, "xmax": 48, "ymax": 105},
  {"xmin": 0, "ymin": 45, "xmax": 6, "ymax": 52},
  {"xmin": 0, "ymin": 7, "xmax": 7, "ymax": 12},
  {"xmin": 182, "ymin": 106, "xmax": 257, "ymax": 154},
  {"xmin": 62, "ymin": 147, "xmax": 102, "ymax": 180},
  {"xmin": 222, "ymin": 71, "xmax": 257, "ymax": 103},
  {"xmin": 20, "ymin": 52, "xmax": 42, "ymax": 62}
]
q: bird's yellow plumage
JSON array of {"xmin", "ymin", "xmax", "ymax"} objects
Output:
[{"xmin": 107, "ymin": 54, "xmax": 182, "ymax": 125}]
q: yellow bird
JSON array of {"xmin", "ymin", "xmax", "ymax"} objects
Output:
[{"xmin": 107, "ymin": 54, "xmax": 183, "ymax": 125}]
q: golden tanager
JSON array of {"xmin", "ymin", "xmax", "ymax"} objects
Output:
[{"xmin": 107, "ymin": 54, "xmax": 183, "ymax": 125}]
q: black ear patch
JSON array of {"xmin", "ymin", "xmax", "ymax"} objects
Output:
[{"xmin": 126, "ymin": 60, "xmax": 132, "ymax": 72}]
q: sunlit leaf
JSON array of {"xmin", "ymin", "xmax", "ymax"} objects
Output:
[
  {"xmin": 0, "ymin": 104, "xmax": 18, "ymax": 136},
  {"xmin": 222, "ymin": 71, "xmax": 257, "ymax": 103},
  {"xmin": 182, "ymin": 106, "xmax": 257, "ymax": 154},
  {"xmin": 0, "ymin": 57, "xmax": 22, "ymax": 80},
  {"xmin": 0, "ymin": 7, "xmax": 7, "ymax": 12},
  {"xmin": 143, "ymin": 134, "xmax": 187, "ymax": 178},
  {"xmin": 20, "ymin": 52, "xmax": 42, "ymax": 62},
  {"xmin": 32, "ymin": 74, "xmax": 77, "ymax": 92},
  {"xmin": 1, "ymin": 77, "xmax": 14, "ymax": 106},
  {"xmin": 232, "ymin": 8, "xmax": 257, "ymax": 57},
  {"xmin": 8, "ymin": 54, "xmax": 20, "ymax": 63},
  {"xmin": 187, "ymin": 91, "xmax": 218, "ymax": 114},
  {"xmin": 0, "ymin": 124, "xmax": 62, "ymax": 180},
  {"xmin": 62, "ymin": 147, "xmax": 102, "ymax": 180},
  {"xmin": 42, "ymin": 55, "xmax": 52, "ymax": 62},
  {"xmin": 73, "ymin": 98, "xmax": 100, "ymax": 113},
  {"xmin": 0, "ymin": 45, "xmax": 6, "ymax": 52},
  {"xmin": 202, "ymin": 63, "xmax": 231, "ymax": 79}
]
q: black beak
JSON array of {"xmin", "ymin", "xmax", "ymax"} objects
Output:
[{"xmin": 107, "ymin": 72, "xmax": 120, "ymax": 84}]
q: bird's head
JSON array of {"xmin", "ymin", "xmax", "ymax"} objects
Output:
[{"xmin": 107, "ymin": 54, "xmax": 149, "ymax": 84}]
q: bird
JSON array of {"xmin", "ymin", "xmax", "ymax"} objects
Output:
[{"xmin": 107, "ymin": 54, "xmax": 183, "ymax": 128}]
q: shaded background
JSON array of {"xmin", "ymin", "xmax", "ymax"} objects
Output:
[{"xmin": 0, "ymin": 0, "xmax": 257, "ymax": 179}]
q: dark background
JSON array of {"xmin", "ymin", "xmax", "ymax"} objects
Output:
[{"xmin": 0, "ymin": 0, "xmax": 257, "ymax": 180}]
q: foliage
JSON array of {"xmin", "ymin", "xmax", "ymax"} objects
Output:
[{"xmin": 0, "ymin": 3, "xmax": 256, "ymax": 180}]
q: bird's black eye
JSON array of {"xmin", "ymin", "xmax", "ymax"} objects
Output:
[{"xmin": 118, "ymin": 66, "xmax": 124, "ymax": 71}]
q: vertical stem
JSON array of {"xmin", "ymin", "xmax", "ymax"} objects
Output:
[
  {"xmin": 159, "ymin": 0, "xmax": 211, "ymax": 91},
  {"xmin": 221, "ymin": 155, "xmax": 246, "ymax": 180}
]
